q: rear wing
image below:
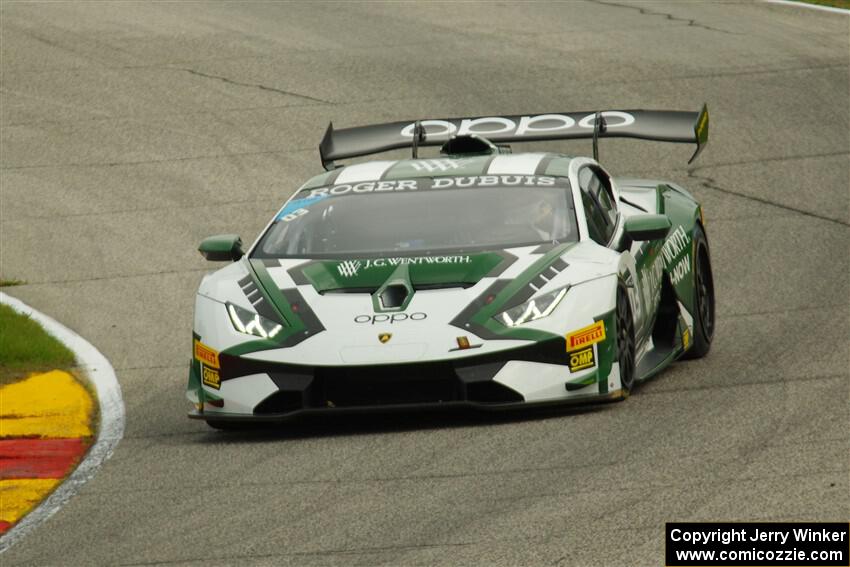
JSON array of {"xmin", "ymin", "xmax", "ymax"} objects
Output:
[{"xmin": 319, "ymin": 105, "xmax": 709, "ymax": 170}]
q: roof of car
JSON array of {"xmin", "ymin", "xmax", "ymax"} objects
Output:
[{"xmin": 299, "ymin": 152, "xmax": 575, "ymax": 191}]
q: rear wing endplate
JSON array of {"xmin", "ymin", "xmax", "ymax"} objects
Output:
[{"xmin": 319, "ymin": 105, "xmax": 709, "ymax": 170}]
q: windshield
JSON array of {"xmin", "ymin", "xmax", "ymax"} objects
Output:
[{"xmin": 252, "ymin": 176, "xmax": 577, "ymax": 258}]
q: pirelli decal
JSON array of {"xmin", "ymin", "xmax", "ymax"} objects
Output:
[
  {"xmin": 194, "ymin": 340, "xmax": 220, "ymax": 369},
  {"xmin": 566, "ymin": 321, "xmax": 606, "ymax": 351}
]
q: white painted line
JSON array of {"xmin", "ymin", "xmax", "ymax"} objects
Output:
[
  {"xmin": 0, "ymin": 292, "xmax": 125, "ymax": 553},
  {"xmin": 764, "ymin": 0, "xmax": 850, "ymax": 14}
]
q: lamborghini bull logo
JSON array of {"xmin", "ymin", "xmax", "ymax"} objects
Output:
[
  {"xmin": 378, "ymin": 333, "xmax": 392, "ymax": 344},
  {"xmin": 400, "ymin": 112, "xmax": 636, "ymax": 139}
]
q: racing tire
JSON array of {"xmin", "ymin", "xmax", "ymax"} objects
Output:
[
  {"xmin": 616, "ymin": 284, "xmax": 636, "ymax": 395},
  {"xmin": 683, "ymin": 224, "xmax": 715, "ymax": 359}
]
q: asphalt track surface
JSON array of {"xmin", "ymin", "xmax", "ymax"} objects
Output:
[{"xmin": 1, "ymin": 2, "xmax": 848, "ymax": 565}]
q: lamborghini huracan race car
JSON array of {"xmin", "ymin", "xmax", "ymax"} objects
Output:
[{"xmin": 188, "ymin": 107, "xmax": 715, "ymax": 428}]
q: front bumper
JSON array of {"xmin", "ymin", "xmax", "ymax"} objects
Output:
[
  {"xmin": 189, "ymin": 336, "xmax": 617, "ymax": 421},
  {"xmin": 188, "ymin": 391, "xmax": 623, "ymax": 423}
]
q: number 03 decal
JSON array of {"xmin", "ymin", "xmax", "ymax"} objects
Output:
[{"xmin": 280, "ymin": 208, "xmax": 308, "ymax": 222}]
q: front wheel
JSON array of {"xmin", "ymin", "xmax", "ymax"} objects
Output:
[
  {"xmin": 616, "ymin": 285, "xmax": 636, "ymax": 395},
  {"xmin": 683, "ymin": 224, "xmax": 715, "ymax": 359}
]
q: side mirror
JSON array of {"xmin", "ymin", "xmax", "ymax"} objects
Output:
[
  {"xmin": 199, "ymin": 234, "xmax": 244, "ymax": 261},
  {"xmin": 623, "ymin": 214, "xmax": 671, "ymax": 241}
]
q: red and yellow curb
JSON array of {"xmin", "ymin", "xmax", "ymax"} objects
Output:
[{"xmin": 0, "ymin": 370, "xmax": 94, "ymax": 535}]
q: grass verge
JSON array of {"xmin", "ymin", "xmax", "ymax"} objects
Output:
[
  {"xmin": 0, "ymin": 304, "xmax": 76, "ymax": 385},
  {"xmin": 0, "ymin": 279, "xmax": 25, "ymax": 287}
]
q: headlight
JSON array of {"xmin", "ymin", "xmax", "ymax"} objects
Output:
[
  {"xmin": 227, "ymin": 303, "xmax": 283, "ymax": 339},
  {"xmin": 495, "ymin": 287, "xmax": 568, "ymax": 327}
]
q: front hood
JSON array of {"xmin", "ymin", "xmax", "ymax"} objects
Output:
[
  {"xmin": 197, "ymin": 242, "xmax": 618, "ymax": 363},
  {"xmin": 273, "ymin": 242, "xmax": 618, "ymax": 295},
  {"xmin": 289, "ymin": 251, "xmax": 512, "ymax": 293}
]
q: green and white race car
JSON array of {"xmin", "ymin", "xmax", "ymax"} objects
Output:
[{"xmin": 188, "ymin": 107, "xmax": 715, "ymax": 428}]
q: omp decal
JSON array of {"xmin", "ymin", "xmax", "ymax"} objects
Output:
[
  {"xmin": 334, "ymin": 160, "xmax": 398, "ymax": 183},
  {"xmin": 194, "ymin": 340, "xmax": 220, "ymax": 369},
  {"xmin": 566, "ymin": 321, "xmax": 606, "ymax": 351},
  {"xmin": 399, "ymin": 112, "xmax": 637, "ymax": 139},
  {"xmin": 487, "ymin": 154, "xmax": 548, "ymax": 175},
  {"xmin": 202, "ymin": 365, "xmax": 221, "ymax": 390},
  {"xmin": 568, "ymin": 346, "xmax": 595, "ymax": 373}
]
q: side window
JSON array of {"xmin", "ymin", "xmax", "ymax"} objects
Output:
[
  {"xmin": 580, "ymin": 190, "xmax": 607, "ymax": 244},
  {"xmin": 578, "ymin": 167, "xmax": 617, "ymax": 244}
]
